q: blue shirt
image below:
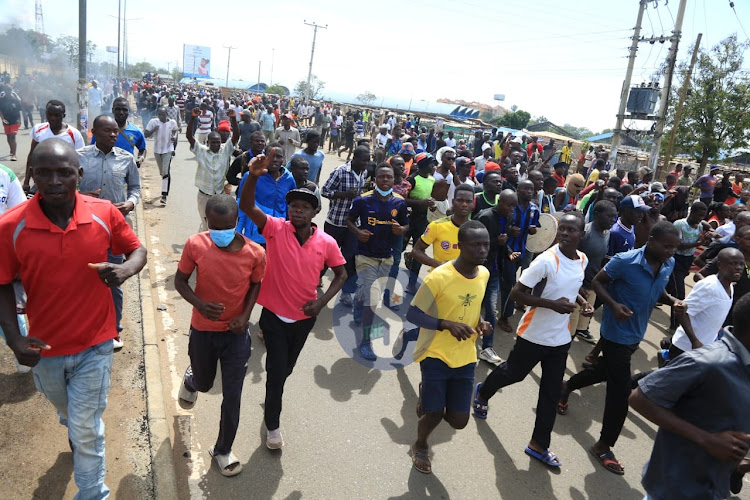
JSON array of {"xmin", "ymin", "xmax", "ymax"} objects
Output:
[
  {"xmin": 287, "ymin": 149, "xmax": 325, "ymax": 185},
  {"xmin": 237, "ymin": 168, "xmax": 296, "ymax": 244},
  {"xmin": 508, "ymin": 202, "xmax": 539, "ymax": 256},
  {"xmin": 348, "ymin": 192, "xmax": 409, "ymax": 258},
  {"xmin": 600, "ymin": 246, "xmax": 674, "ymax": 345},
  {"xmin": 607, "ymin": 218, "xmax": 635, "ymax": 256},
  {"xmin": 91, "ymin": 122, "xmax": 146, "ymax": 155}
]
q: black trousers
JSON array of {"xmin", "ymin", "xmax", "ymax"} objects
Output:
[
  {"xmin": 566, "ymin": 338, "xmax": 639, "ymax": 447},
  {"xmin": 403, "ymin": 216, "xmax": 429, "ymax": 287},
  {"xmin": 480, "ymin": 336, "xmax": 571, "ymax": 450},
  {"xmin": 323, "ymin": 221, "xmax": 357, "ymax": 294},
  {"xmin": 260, "ymin": 308, "xmax": 316, "ymax": 431},
  {"xmin": 186, "ymin": 326, "xmax": 252, "ymax": 455}
]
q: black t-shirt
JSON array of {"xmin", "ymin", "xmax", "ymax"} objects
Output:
[
  {"xmin": 712, "ymin": 181, "xmax": 732, "ymax": 203},
  {"xmin": 476, "ymin": 207, "xmax": 511, "ymax": 272},
  {"xmin": 0, "ymin": 93, "xmax": 21, "ymax": 124},
  {"xmin": 472, "ymin": 192, "xmax": 496, "ymax": 218}
]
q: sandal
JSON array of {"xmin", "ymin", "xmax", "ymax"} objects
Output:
[
  {"xmin": 497, "ymin": 318, "xmax": 513, "ymax": 333},
  {"xmin": 591, "ymin": 446, "xmax": 624, "ymax": 475},
  {"xmin": 556, "ymin": 402, "xmax": 568, "ymax": 415},
  {"xmin": 411, "ymin": 444, "xmax": 431, "ymax": 474},
  {"xmin": 473, "ymin": 382, "xmax": 488, "ymax": 419},
  {"xmin": 209, "ymin": 446, "xmax": 243, "ymax": 477},
  {"xmin": 525, "ymin": 446, "xmax": 562, "ymax": 467}
]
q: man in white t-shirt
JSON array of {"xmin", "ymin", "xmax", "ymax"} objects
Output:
[
  {"xmin": 671, "ymin": 247, "xmax": 742, "ymax": 356},
  {"xmin": 444, "ymin": 131, "xmax": 456, "ymax": 148},
  {"xmin": 473, "ymin": 213, "xmax": 592, "ymax": 468},
  {"xmin": 144, "ymin": 106, "xmax": 180, "ymax": 204},
  {"xmin": 375, "ymin": 125, "xmax": 391, "ymax": 149},
  {"xmin": 24, "ymin": 100, "xmax": 85, "ymax": 193}
]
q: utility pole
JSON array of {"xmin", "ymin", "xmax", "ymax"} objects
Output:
[
  {"xmin": 117, "ymin": 0, "xmax": 121, "ymax": 77},
  {"xmin": 270, "ymin": 48, "xmax": 274, "ymax": 85},
  {"xmin": 610, "ymin": 0, "xmax": 647, "ymax": 162},
  {"xmin": 257, "ymin": 61, "xmax": 261, "ymax": 92},
  {"xmin": 303, "ymin": 21, "xmax": 327, "ymax": 102},
  {"xmin": 77, "ymin": 0, "xmax": 88, "ymax": 139},
  {"xmin": 663, "ymin": 33, "xmax": 702, "ymax": 172},
  {"xmin": 223, "ymin": 45, "xmax": 236, "ymax": 88},
  {"xmin": 650, "ymin": 0, "xmax": 688, "ymax": 176}
]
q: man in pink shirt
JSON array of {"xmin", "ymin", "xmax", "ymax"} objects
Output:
[{"xmin": 239, "ymin": 153, "xmax": 347, "ymax": 450}]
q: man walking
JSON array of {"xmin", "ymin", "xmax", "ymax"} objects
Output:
[
  {"xmin": 274, "ymin": 114, "xmax": 301, "ymax": 162},
  {"xmin": 0, "ymin": 139, "xmax": 146, "ymax": 499}
]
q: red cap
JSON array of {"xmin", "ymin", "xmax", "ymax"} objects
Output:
[{"xmin": 217, "ymin": 120, "xmax": 231, "ymax": 132}]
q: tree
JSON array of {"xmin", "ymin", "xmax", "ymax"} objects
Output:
[
  {"xmin": 55, "ymin": 36, "xmax": 96, "ymax": 67},
  {"xmin": 356, "ymin": 91, "xmax": 377, "ymax": 106},
  {"xmin": 665, "ymin": 35, "xmax": 750, "ymax": 168},
  {"xmin": 294, "ymin": 75, "xmax": 325, "ymax": 99},
  {"xmin": 128, "ymin": 61, "xmax": 157, "ymax": 78},
  {"xmin": 265, "ymin": 85, "xmax": 289, "ymax": 96},
  {"xmin": 497, "ymin": 109, "xmax": 531, "ymax": 129},
  {"xmin": 0, "ymin": 27, "xmax": 55, "ymax": 61}
]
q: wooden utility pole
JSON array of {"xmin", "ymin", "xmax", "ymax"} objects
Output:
[
  {"xmin": 649, "ymin": 0, "xmax": 688, "ymax": 176},
  {"xmin": 610, "ymin": 0, "xmax": 648, "ymax": 161},
  {"xmin": 663, "ymin": 33, "xmax": 702, "ymax": 172},
  {"xmin": 303, "ymin": 21, "xmax": 327, "ymax": 102}
]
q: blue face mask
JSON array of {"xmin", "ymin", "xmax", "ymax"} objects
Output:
[
  {"xmin": 375, "ymin": 187, "xmax": 393, "ymax": 196},
  {"xmin": 209, "ymin": 227, "xmax": 236, "ymax": 248}
]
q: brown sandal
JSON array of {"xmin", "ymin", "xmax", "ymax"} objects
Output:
[{"xmin": 411, "ymin": 444, "xmax": 431, "ymax": 474}]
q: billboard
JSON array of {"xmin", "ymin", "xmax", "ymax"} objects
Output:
[{"xmin": 183, "ymin": 44, "xmax": 211, "ymax": 78}]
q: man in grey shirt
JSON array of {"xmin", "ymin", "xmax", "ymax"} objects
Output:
[
  {"xmin": 238, "ymin": 109, "xmax": 260, "ymax": 152},
  {"xmin": 630, "ymin": 294, "xmax": 750, "ymax": 500},
  {"xmin": 78, "ymin": 114, "xmax": 141, "ymax": 349}
]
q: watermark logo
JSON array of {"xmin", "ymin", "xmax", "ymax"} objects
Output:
[{"xmin": 332, "ymin": 265, "xmax": 422, "ymax": 370}]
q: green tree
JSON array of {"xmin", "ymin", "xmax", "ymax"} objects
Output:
[
  {"xmin": 265, "ymin": 84, "xmax": 289, "ymax": 96},
  {"xmin": 0, "ymin": 27, "xmax": 55, "ymax": 60},
  {"xmin": 294, "ymin": 75, "xmax": 325, "ymax": 99},
  {"xmin": 356, "ymin": 91, "xmax": 377, "ymax": 106},
  {"xmin": 497, "ymin": 109, "xmax": 531, "ymax": 129},
  {"xmin": 665, "ymin": 35, "xmax": 750, "ymax": 168},
  {"xmin": 128, "ymin": 61, "xmax": 157, "ymax": 78}
]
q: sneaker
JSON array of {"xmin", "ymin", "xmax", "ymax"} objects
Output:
[
  {"xmin": 266, "ymin": 428, "xmax": 284, "ymax": 450},
  {"xmin": 359, "ymin": 342, "xmax": 377, "ymax": 361},
  {"xmin": 339, "ymin": 292, "xmax": 354, "ymax": 307},
  {"xmin": 178, "ymin": 366, "xmax": 198, "ymax": 409},
  {"xmin": 478, "ymin": 347, "xmax": 502, "ymax": 364},
  {"xmin": 10, "ymin": 155, "xmax": 17, "ymax": 161},
  {"xmin": 113, "ymin": 336, "xmax": 124, "ymax": 349},
  {"xmin": 575, "ymin": 330, "xmax": 597, "ymax": 344},
  {"xmin": 392, "ymin": 329, "xmax": 407, "ymax": 360},
  {"xmin": 160, "ymin": 195, "xmax": 167, "ymax": 204}
]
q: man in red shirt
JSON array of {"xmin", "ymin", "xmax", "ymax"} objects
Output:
[
  {"xmin": 0, "ymin": 139, "xmax": 146, "ymax": 499},
  {"xmin": 239, "ymin": 154, "xmax": 347, "ymax": 450},
  {"xmin": 552, "ymin": 162, "xmax": 567, "ymax": 188}
]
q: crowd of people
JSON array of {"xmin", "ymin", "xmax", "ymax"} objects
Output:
[{"xmin": 1, "ymin": 75, "xmax": 749, "ymax": 499}]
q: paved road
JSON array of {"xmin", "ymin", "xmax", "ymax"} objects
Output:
[{"xmin": 2, "ymin": 126, "xmax": 747, "ymax": 499}]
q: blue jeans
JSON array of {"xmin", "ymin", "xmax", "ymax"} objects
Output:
[
  {"xmin": 32, "ymin": 339, "xmax": 114, "ymax": 500},
  {"xmin": 108, "ymin": 251, "xmax": 124, "ymax": 332},
  {"xmin": 481, "ymin": 270, "xmax": 500, "ymax": 349}
]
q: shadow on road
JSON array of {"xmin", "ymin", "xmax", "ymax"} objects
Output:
[
  {"xmin": 0, "ymin": 371, "xmax": 36, "ymax": 407},
  {"xmin": 32, "ymin": 451, "xmax": 73, "ymax": 499},
  {"xmin": 313, "ymin": 358, "xmax": 382, "ymax": 402}
]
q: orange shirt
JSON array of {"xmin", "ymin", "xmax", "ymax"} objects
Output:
[
  {"xmin": 178, "ymin": 233, "xmax": 266, "ymax": 331},
  {"xmin": 0, "ymin": 193, "xmax": 141, "ymax": 356}
]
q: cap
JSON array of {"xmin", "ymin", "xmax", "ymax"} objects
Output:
[
  {"xmin": 285, "ymin": 188, "xmax": 319, "ymax": 209},
  {"xmin": 398, "ymin": 143, "xmax": 416, "ymax": 155},
  {"xmin": 710, "ymin": 164, "xmax": 721, "ymax": 172},
  {"xmin": 511, "ymin": 136, "xmax": 522, "ymax": 144},
  {"xmin": 620, "ymin": 194, "xmax": 651, "ymax": 212},
  {"xmin": 241, "ymin": 109, "xmax": 252, "ymax": 116},
  {"xmin": 638, "ymin": 166, "xmax": 654, "ymax": 176},
  {"xmin": 553, "ymin": 161, "xmax": 567, "ymax": 170},
  {"xmin": 282, "ymin": 113, "xmax": 294, "ymax": 121},
  {"xmin": 217, "ymin": 120, "xmax": 231, "ymax": 132},
  {"xmin": 456, "ymin": 157, "xmax": 475, "ymax": 168},
  {"xmin": 415, "ymin": 152, "xmax": 437, "ymax": 168},
  {"xmin": 484, "ymin": 161, "xmax": 501, "ymax": 171},
  {"xmin": 650, "ymin": 181, "xmax": 667, "ymax": 193}
]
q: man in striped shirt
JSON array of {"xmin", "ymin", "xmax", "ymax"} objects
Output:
[
  {"xmin": 196, "ymin": 102, "xmax": 214, "ymax": 145},
  {"xmin": 166, "ymin": 97, "xmax": 182, "ymax": 154},
  {"xmin": 145, "ymin": 107, "xmax": 179, "ymax": 204}
]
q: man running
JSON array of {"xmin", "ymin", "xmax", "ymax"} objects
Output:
[
  {"xmin": 406, "ymin": 220, "xmax": 492, "ymax": 474},
  {"xmin": 144, "ymin": 106, "xmax": 180, "ymax": 204},
  {"xmin": 93, "ymin": 97, "xmax": 146, "ymax": 167},
  {"xmin": 239, "ymin": 154, "xmax": 347, "ymax": 449}
]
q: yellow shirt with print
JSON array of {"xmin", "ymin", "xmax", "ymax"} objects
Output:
[
  {"xmin": 420, "ymin": 217, "xmax": 461, "ymax": 266},
  {"xmin": 560, "ymin": 145, "xmax": 573, "ymax": 164},
  {"xmin": 412, "ymin": 262, "xmax": 490, "ymax": 368}
]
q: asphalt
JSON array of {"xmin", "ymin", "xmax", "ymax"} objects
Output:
[{"xmin": 2, "ymin": 123, "xmax": 748, "ymax": 499}]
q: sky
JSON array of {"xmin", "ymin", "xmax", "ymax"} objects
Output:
[{"xmin": 1, "ymin": 0, "xmax": 748, "ymax": 132}]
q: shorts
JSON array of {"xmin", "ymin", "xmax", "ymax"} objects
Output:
[
  {"xmin": 3, "ymin": 123, "xmax": 20, "ymax": 135},
  {"xmin": 419, "ymin": 357, "xmax": 475, "ymax": 414}
]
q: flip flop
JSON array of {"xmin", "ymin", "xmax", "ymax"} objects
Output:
[
  {"xmin": 590, "ymin": 446, "xmax": 624, "ymax": 475},
  {"xmin": 524, "ymin": 446, "xmax": 562, "ymax": 467},
  {"xmin": 556, "ymin": 402, "xmax": 568, "ymax": 415},
  {"xmin": 411, "ymin": 444, "xmax": 431, "ymax": 474},
  {"xmin": 473, "ymin": 382, "xmax": 488, "ymax": 419},
  {"xmin": 209, "ymin": 446, "xmax": 243, "ymax": 477}
]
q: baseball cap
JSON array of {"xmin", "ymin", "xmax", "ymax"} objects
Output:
[
  {"xmin": 398, "ymin": 143, "xmax": 416, "ymax": 155},
  {"xmin": 217, "ymin": 120, "xmax": 231, "ymax": 132},
  {"xmin": 415, "ymin": 152, "xmax": 437, "ymax": 168},
  {"xmin": 456, "ymin": 157, "xmax": 475, "ymax": 168},
  {"xmin": 710, "ymin": 164, "xmax": 721, "ymax": 172},
  {"xmin": 241, "ymin": 109, "xmax": 252, "ymax": 116},
  {"xmin": 620, "ymin": 194, "xmax": 651, "ymax": 212},
  {"xmin": 511, "ymin": 136, "xmax": 523, "ymax": 144},
  {"xmin": 484, "ymin": 161, "xmax": 501, "ymax": 172},
  {"xmin": 285, "ymin": 188, "xmax": 319, "ymax": 209},
  {"xmin": 650, "ymin": 181, "xmax": 667, "ymax": 193}
]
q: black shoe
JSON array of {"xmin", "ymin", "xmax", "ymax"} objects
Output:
[
  {"xmin": 161, "ymin": 195, "xmax": 167, "ymax": 204},
  {"xmin": 575, "ymin": 330, "xmax": 597, "ymax": 344}
]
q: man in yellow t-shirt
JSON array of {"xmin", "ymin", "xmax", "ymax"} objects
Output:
[
  {"xmin": 391, "ymin": 184, "xmax": 474, "ymax": 360},
  {"xmin": 404, "ymin": 220, "xmax": 492, "ymax": 474}
]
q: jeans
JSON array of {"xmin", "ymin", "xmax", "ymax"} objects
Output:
[
  {"xmin": 323, "ymin": 222, "xmax": 357, "ymax": 294},
  {"xmin": 566, "ymin": 338, "xmax": 639, "ymax": 447},
  {"xmin": 404, "ymin": 216, "xmax": 429, "ymax": 288},
  {"xmin": 32, "ymin": 339, "xmax": 114, "ymax": 500},
  {"xmin": 185, "ymin": 326, "xmax": 251, "ymax": 455},
  {"xmin": 259, "ymin": 308, "xmax": 316, "ymax": 430},
  {"xmin": 481, "ymin": 270, "xmax": 500, "ymax": 349},
  {"xmin": 107, "ymin": 251, "xmax": 124, "ymax": 332},
  {"xmin": 500, "ymin": 258, "xmax": 518, "ymax": 319},
  {"xmin": 479, "ymin": 337, "xmax": 570, "ymax": 449}
]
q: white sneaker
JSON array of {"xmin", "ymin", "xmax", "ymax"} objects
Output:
[
  {"xmin": 178, "ymin": 366, "xmax": 198, "ymax": 408},
  {"xmin": 479, "ymin": 347, "xmax": 502, "ymax": 364},
  {"xmin": 266, "ymin": 428, "xmax": 284, "ymax": 450},
  {"xmin": 113, "ymin": 336, "xmax": 124, "ymax": 349}
]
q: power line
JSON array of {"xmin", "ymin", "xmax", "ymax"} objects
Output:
[{"xmin": 730, "ymin": 3, "xmax": 750, "ymax": 41}]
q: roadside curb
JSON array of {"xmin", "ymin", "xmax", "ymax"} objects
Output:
[{"xmin": 135, "ymin": 201, "xmax": 179, "ymax": 499}]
